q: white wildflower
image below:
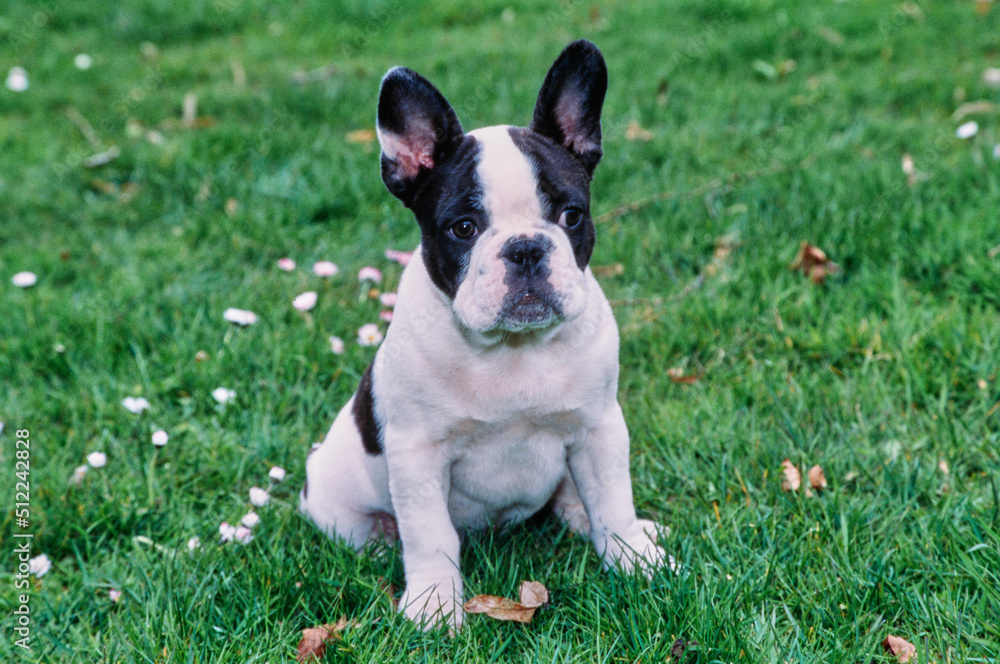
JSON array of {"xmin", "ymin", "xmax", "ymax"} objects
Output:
[
  {"xmin": 293, "ymin": 291, "xmax": 318, "ymax": 311},
  {"xmin": 223, "ymin": 308, "xmax": 258, "ymax": 326},
  {"xmin": 28, "ymin": 554, "xmax": 51, "ymax": 577},
  {"xmin": 357, "ymin": 323, "xmax": 383, "ymax": 347},
  {"xmin": 249, "ymin": 486, "xmax": 270, "ymax": 507}
]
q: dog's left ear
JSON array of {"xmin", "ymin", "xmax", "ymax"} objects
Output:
[{"xmin": 530, "ymin": 40, "xmax": 608, "ymax": 176}]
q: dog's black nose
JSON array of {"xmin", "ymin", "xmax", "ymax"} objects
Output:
[{"xmin": 500, "ymin": 235, "xmax": 552, "ymax": 270}]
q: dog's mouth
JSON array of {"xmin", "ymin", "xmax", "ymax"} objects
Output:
[{"xmin": 496, "ymin": 288, "xmax": 561, "ymax": 331}]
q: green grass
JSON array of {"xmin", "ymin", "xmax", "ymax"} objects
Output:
[{"xmin": 2, "ymin": 0, "xmax": 999, "ymax": 661}]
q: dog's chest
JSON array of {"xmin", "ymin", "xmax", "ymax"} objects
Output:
[{"xmin": 446, "ymin": 416, "xmax": 572, "ymax": 529}]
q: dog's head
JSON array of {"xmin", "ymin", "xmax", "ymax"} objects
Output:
[{"xmin": 376, "ymin": 40, "xmax": 607, "ymax": 334}]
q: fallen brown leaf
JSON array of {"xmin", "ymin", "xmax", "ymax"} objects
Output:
[
  {"xmin": 790, "ymin": 241, "xmax": 839, "ymax": 284},
  {"xmin": 882, "ymin": 634, "xmax": 917, "ymax": 663},
  {"xmin": 781, "ymin": 458, "xmax": 802, "ymax": 492},
  {"xmin": 592, "ymin": 263, "xmax": 624, "ymax": 278},
  {"xmin": 296, "ymin": 617, "xmax": 354, "ymax": 663},
  {"xmin": 667, "ymin": 367, "xmax": 700, "ymax": 384},
  {"xmin": 518, "ymin": 580, "xmax": 549, "ymax": 608},
  {"xmin": 346, "ymin": 128, "xmax": 376, "ymax": 144},
  {"xmin": 377, "ymin": 577, "xmax": 399, "ymax": 609},
  {"xmin": 807, "ymin": 465, "xmax": 828, "ymax": 491},
  {"xmin": 625, "ymin": 119, "xmax": 654, "ymax": 142},
  {"xmin": 669, "ymin": 637, "xmax": 699, "ymax": 663},
  {"xmin": 465, "ymin": 580, "xmax": 549, "ymax": 624},
  {"xmin": 464, "ymin": 595, "xmax": 537, "ymax": 623}
]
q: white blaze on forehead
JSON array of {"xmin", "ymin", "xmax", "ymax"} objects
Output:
[{"xmin": 468, "ymin": 126, "xmax": 542, "ymax": 229}]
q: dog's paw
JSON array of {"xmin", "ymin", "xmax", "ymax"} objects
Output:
[
  {"xmin": 400, "ymin": 580, "xmax": 464, "ymax": 633},
  {"xmin": 599, "ymin": 519, "xmax": 677, "ymax": 577}
]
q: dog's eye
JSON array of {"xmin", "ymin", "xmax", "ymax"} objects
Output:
[
  {"xmin": 558, "ymin": 208, "xmax": 584, "ymax": 229},
  {"xmin": 448, "ymin": 219, "xmax": 478, "ymax": 240}
]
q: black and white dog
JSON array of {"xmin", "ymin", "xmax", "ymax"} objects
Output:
[{"xmin": 301, "ymin": 40, "xmax": 668, "ymax": 630}]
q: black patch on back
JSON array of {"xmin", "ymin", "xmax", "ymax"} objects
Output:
[
  {"xmin": 352, "ymin": 362, "xmax": 383, "ymax": 456},
  {"xmin": 407, "ymin": 135, "xmax": 488, "ymax": 298},
  {"xmin": 507, "ymin": 127, "xmax": 596, "ymax": 269}
]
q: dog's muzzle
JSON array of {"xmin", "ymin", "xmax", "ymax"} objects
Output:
[{"xmin": 497, "ymin": 235, "xmax": 562, "ymax": 329}]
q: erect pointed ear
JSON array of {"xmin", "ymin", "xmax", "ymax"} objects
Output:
[
  {"xmin": 376, "ymin": 66, "xmax": 464, "ymax": 205},
  {"xmin": 530, "ymin": 40, "xmax": 608, "ymax": 176}
]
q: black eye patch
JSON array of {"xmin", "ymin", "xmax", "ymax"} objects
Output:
[{"xmin": 507, "ymin": 127, "xmax": 595, "ymax": 269}]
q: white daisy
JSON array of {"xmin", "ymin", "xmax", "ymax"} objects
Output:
[
  {"xmin": 219, "ymin": 522, "xmax": 237, "ymax": 542},
  {"xmin": 357, "ymin": 323, "xmax": 383, "ymax": 347},
  {"xmin": 241, "ymin": 512, "xmax": 260, "ymax": 528},
  {"xmin": 277, "ymin": 257, "xmax": 296, "ymax": 271},
  {"xmin": 313, "ymin": 261, "xmax": 339, "ymax": 277},
  {"xmin": 11, "ymin": 271, "xmax": 37, "ymax": 288},
  {"xmin": 86, "ymin": 451, "xmax": 107, "ymax": 468},
  {"xmin": 249, "ymin": 486, "xmax": 270, "ymax": 507},
  {"xmin": 151, "ymin": 430, "xmax": 169, "ymax": 447},
  {"xmin": 269, "ymin": 466, "xmax": 286, "ymax": 482},
  {"xmin": 329, "ymin": 336, "xmax": 345, "ymax": 354},
  {"xmin": 292, "ymin": 291, "xmax": 318, "ymax": 311},
  {"xmin": 187, "ymin": 536, "xmax": 201, "ymax": 551},
  {"xmin": 379, "ymin": 292, "xmax": 397, "ymax": 307},
  {"xmin": 956, "ymin": 121, "xmax": 979, "ymax": 139},
  {"xmin": 74, "ymin": 53, "xmax": 93, "ymax": 70},
  {"xmin": 28, "ymin": 554, "xmax": 51, "ymax": 577},
  {"xmin": 384, "ymin": 248, "xmax": 413, "ymax": 266},
  {"xmin": 122, "ymin": 396, "xmax": 151, "ymax": 414},
  {"xmin": 223, "ymin": 308, "xmax": 258, "ymax": 326},
  {"xmin": 70, "ymin": 464, "xmax": 88, "ymax": 485},
  {"xmin": 109, "ymin": 588, "xmax": 122, "ymax": 602},
  {"xmin": 234, "ymin": 525, "xmax": 254, "ymax": 544},
  {"xmin": 212, "ymin": 387, "xmax": 236, "ymax": 405},
  {"xmin": 6, "ymin": 67, "xmax": 28, "ymax": 92},
  {"xmin": 358, "ymin": 266, "xmax": 382, "ymax": 283}
]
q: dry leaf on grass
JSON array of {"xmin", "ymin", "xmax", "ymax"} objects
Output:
[
  {"xmin": 807, "ymin": 465, "xmax": 828, "ymax": 491},
  {"xmin": 464, "ymin": 580, "xmax": 549, "ymax": 624},
  {"xmin": 882, "ymin": 634, "xmax": 917, "ymax": 663},
  {"xmin": 296, "ymin": 617, "xmax": 354, "ymax": 662},
  {"xmin": 346, "ymin": 128, "xmax": 376, "ymax": 144},
  {"xmin": 790, "ymin": 242, "xmax": 840, "ymax": 284},
  {"xmin": 625, "ymin": 120, "xmax": 654, "ymax": 141},
  {"xmin": 667, "ymin": 367, "xmax": 700, "ymax": 384},
  {"xmin": 781, "ymin": 458, "xmax": 802, "ymax": 492},
  {"xmin": 669, "ymin": 637, "xmax": 699, "ymax": 663},
  {"xmin": 377, "ymin": 577, "xmax": 399, "ymax": 608},
  {"xmin": 518, "ymin": 580, "xmax": 549, "ymax": 608},
  {"xmin": 592, "ymin": 263, "xmax": 624, "ymax": 278}
]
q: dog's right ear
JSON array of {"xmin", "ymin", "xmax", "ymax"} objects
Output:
[{"xmin": 376, "ymin": 67, "xmax": 464, "ymax": 206}]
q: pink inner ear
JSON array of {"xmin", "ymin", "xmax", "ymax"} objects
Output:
[
  {"xmin": 379, "ymin": 118, "xmax": 438, "ymax": 179},
  {"xmin": 555, "ymin": 95, "xmax": 581, "ymax": 146},
  {"xmin": 554, "ymin": 93, "xmax": 599, "ymax": 157}
]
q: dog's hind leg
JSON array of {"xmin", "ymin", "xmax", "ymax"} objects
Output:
[
  {"xmin": 549, "ymin": 473, "xmax": 591, "ymax": 536},
  {"xmin": 300, "ymin": 397, "xmax": 394, "ymax": 548}
]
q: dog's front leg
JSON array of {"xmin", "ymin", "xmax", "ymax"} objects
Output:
[
  {"xmin": 568, "ymin": 402, "xmax": 670, "ymax": 575},
  {"xmin": 385, "ymin": 434, "xmax": 464, "ymax": 631}
]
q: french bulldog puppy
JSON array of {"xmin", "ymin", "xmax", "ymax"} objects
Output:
[{"xmin": 301, "ymin": 40, "xmax": 668, "ymax": 631}]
